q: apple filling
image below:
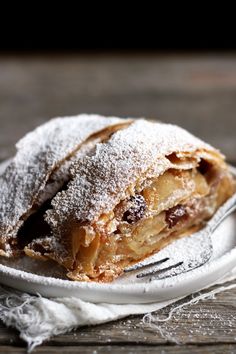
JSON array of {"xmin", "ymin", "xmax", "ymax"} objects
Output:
[{"xmin": 66, "ymin": 160, "xmax": 235, "ymax": 282}]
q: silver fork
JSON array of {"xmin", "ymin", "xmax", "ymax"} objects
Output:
[{"xmin": 124, "ymin": 192, "xmax": 236, "ymax": 280}]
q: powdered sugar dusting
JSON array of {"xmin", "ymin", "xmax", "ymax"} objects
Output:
[
  {"xmin": 0, "ymin": 114, "xmax": 127, "ymax": 246},
  {"xmin": 36, "ymin": 136, "xmax": 106, "ymax": 206},
  {"xmin": 47, "ymin": 120, "xmax": 219, "ymax": 234}
]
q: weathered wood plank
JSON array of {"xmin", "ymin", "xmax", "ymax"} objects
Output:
[
  {"xmin": 0, "ymin": 54, "xmax": 236, "ymax": 161},
  {"xmin": 1, "ymin": 284, "xmax": 236, "ymax": 347},
  {"xmin": 1, "ymin": 344, "xmax": 236, "ymax": 354}
]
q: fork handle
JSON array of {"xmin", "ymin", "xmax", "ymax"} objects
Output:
[{"xmin": 207, "ymin": 193, "xmax": 236, "ymax": 233}]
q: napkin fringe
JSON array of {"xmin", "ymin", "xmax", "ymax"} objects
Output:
[
  {"xmin": 141, "ymin": 283, "xmax": 236, "ymax": 344},
  {"xmin": 0, "ymin": 287, "xmax": 76, "ymax": 352},
  {"xmin": 0, "ymin": 282, "xmax": 236, "ymax": 352}
]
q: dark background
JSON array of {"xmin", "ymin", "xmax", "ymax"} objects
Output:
[{"xmin": 0, "ymin": 15, "xmax": 235, "ymax": 53}]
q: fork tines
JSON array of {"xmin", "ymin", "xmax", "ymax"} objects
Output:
[
  {"xmin": 136, "ymin": 261, "xmax": 184, "ymax": 279},
  {"xmin": 124, "ymin": 257, "xmax": 169, "ymax": 273}
]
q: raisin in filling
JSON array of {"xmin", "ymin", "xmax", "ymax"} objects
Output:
[
  {"xmin": 123, "ymin": 195, "xmax": 146, "ymax": 224},
  {"xmin": 165, "ymin": 205, "xmax": 188, "ymax": 228}
]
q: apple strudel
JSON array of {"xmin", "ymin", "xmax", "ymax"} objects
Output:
[{"xmin": 0, "ymin": 115, "xmax": 235, "ymax": 282}]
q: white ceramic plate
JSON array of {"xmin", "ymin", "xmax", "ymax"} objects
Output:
[{"xmin": 0, "ymin": 159, "xmax": 236, "ymax": 304}]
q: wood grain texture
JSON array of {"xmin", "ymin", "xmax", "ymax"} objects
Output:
[
  {"xmin": 0, "ymin": 53, "xmax": 236, "ymax": 352},
  {"xmin": 2, "ymin": 345, "xmax": 236, "ymax": 354},
  {"xmin": 0, "ymin": 54, "xmax": 236, "ymax": 162},
  {"xmin": 1, "ymin": 284, "xmax": 236, "ymax": 352}
]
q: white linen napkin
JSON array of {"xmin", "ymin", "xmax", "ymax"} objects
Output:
[{"xmin": 1, "ymin": 268, "xmax": 236, "ymax": 352}]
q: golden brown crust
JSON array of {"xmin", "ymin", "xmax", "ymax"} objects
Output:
[
  {"xmin": 24, "ymin": 120, "xmax": 235, "ymax": 282},
  {"xmin": 2, "ymin": 116, "xmax": 234, "ymax": 282}
]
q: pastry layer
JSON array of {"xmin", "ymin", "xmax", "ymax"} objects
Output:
[
  {"xmin": 0, "ymin": 115, "xmax": 131, "ymax": 256},
  {"xmin": 23, "ymin": 119, "xmax": 235, "ymax": 282}
]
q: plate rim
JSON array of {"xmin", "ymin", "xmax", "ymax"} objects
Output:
[{"xmin": 0, "ymin": 236, "xmax": 236, "ymax": 293}]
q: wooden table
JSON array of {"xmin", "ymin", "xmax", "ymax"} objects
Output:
[{"xmin": 1, "ymin": 53, "xmax": 236, "ymax": 353}]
